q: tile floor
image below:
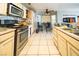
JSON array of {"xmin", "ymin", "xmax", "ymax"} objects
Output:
[{"xmin": 19, "ymin": 31, "xmax": 60, "ymax": 56}]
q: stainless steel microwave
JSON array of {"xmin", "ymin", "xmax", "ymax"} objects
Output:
[{"xmin": 7, "ymin": 3, "xmax": 24, "ymax": 17}]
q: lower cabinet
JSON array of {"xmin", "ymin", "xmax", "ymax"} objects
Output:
[
  {"xmin": 0, "ymin": 37, "xmax": 14, "ymax": 56},
  {"xmin": 53, "ymin": 27, "xmax": 79, "ymax": 56},
  {"xmin": 53, "ymin": 29, "xmax": 58, "ymax": 47},
  {"xmin": 58, "ymin": 34, "xmax": 67, "ymax": 56},
  {"xmin": 53, "ymin": 38, "xmax": 58, "ymax": 47},
  {"xmin": 67, "ymin": 43, "xmax": 79, "ymax": 56}
]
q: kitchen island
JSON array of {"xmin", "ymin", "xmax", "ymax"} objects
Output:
[
  {"xmin": 53, "ymin": 26, "xmax": 79, "ymax": 56},
  {"xmin": 0, "ymin": 27, "xmax": 15, "ymax": 56}
]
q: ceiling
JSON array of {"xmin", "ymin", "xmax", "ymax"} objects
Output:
[{"xmin": 22, "ymin": 3, "xmax": 79, "ymax": 15}]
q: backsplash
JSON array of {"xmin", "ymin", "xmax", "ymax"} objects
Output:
[
  {"xmin": 0, "ymin": 15, "xmax": 22, "ymax": 25},
  {"xmin": 0, "ymin": 16, "xmax": 21, "ymax": 20}
]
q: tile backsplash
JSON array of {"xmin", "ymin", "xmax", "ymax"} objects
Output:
[{"xmin": 0, "ymin": 15, "xmax": 22, "ymax": 20}]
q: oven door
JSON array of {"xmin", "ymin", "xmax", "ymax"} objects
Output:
[
  {"xmin": 17, "ymin": 29, "xmax": 28, "ymax": 49},
  {"xmin": 20, "ymin": 29, "xmax": 28, "ymax": 43}
]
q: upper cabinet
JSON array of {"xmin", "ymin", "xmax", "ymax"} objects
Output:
[
  {"xmin": 23, "ymin": 7, "xmax": 26, "ymax": 18},
  {"xmin": 0, "ymin": 3, "xmax": 7, "ymax": 15},
  {"xmin": 26, "ymin": 10, "xmax": 33, "ymax": 20}
]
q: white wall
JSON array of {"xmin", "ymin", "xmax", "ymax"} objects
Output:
[
  {"xmin": 57, "ymin": 8, "xmax": 79, "ymax": 24},
  {"xmin": 51, "ymin": 15, "xmax": 56, "ymax": 27},
  {"xmin": 36, "ymin": 15, "xmax": 42, "ymax": 23},
  {"xmin": 31, "ymin": 11, "xmax": 36, "ymax": 33}
]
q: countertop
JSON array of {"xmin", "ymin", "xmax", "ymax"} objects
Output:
[
  {"xmin": 0, "ymin": 27, "xmax": 15, "ymax": 36},
  {"xmin": 55, "ymin": 27, "xmax": 79, "ymax": 41}
]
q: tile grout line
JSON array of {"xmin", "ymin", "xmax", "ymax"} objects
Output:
[
  {"xmin": 38, "ymin": 33, "xmax": 42, "ymax": 56},
  {"xmin": 19, "ymin": 32, "xmax": 60, "ymax": 56},
  {"xmin": 47, "ymin": 34, "xmax": 52, "ymax": 56}
]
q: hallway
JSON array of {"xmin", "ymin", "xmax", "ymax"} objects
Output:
[{"xmin": 19, "ymin": 31, "xmax": 60, "ymax": 56}]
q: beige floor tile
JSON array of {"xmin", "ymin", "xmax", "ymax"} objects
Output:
[
  {"xmin": 47, "ymin": 42, "xmax": 55, "ymax": 46},
  {"xmin": 24, "ymin": 45, "xmax": 31, "ymax": 49},
  {"xmin": 26, "ymin": 43, "xmax": 31, "ymax": 46},
  {"xmin": 40, "ymin": 44, "xmax": 47, "ymax": 46},
  {"xmin": 19, "ymin": 32, "xmax": 60, "ymax": 56},
  {"xmin": 31, "ymin": 42, "xmax": 39, "ymax": 46},
  {"xmin": 26, "ymin": 46, "xmax": 38, "ymax": 55},
  {"xmin": 32, "ymin": 41, "xmax": 39, "ymax": 43},
  {"xmin": 26, "ymin": 51, "xmax": 38, "ymax": 55},
  {"xmin": 38, "ymin": 50, "xmax": 49, "ymax": 55},
  {"xmin": 48, "ymin": 46, "xmax": 59, "ymax": 54},
  {"xmin": 39, "ymin": 46, "xmax": 49, "ymax": 51},
  {"xmin": 40, "ymin": 41, "xmax": 47, "ymax": 43},
  {"xmin": 31, "ymin": 44, "xmax": 39, "ymax": 46},
  {"xmin": 19, "ymin": 46, "xmax": 31, "ymax": 55},
  {"xmin": 38, "ymin": 54, "xmax": 49, "ymax": 56},
  {"xmin": 29, "ymin": 46, "xmax": 39, "ymax": 50},
  {"xmin": 40, "ymin": 40, "xmax": 47, "ymax": 43},
  {"xmin": 49, "ymin": 54, "xmax": 61, "ymax": 56},
  {"xmin": 19, "ymin": 54, "xmax": 27, "ymax": 56},
  {"xmin": 26, "ymin": 54, "xmax": 39, "ymax": 56}
]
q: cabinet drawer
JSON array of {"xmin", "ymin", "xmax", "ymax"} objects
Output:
[{"xmin": 0, "ymin": 31, "xmax": 14, "ymax": 43}]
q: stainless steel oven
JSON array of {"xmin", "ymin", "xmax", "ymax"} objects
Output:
[{"xmin": 14, "ymin": 27, "xmax": 28, "ymax": 56}]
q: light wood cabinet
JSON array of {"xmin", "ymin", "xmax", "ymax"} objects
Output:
[
  {"xmin": 53, "ymin": 27, "xmax": 79, "ymax": 56},
  {"xmin": 0, "ymin": 31, "xmax": 14, "ymax": 43},
  {"xmin": 0, "ymin": 31, "xmax": 15, "ymax": 56},
  {"xmin": 53, "ymin": 28, "xmax": 58, "ymax": 47},
  {"xmin": 0, "ymin": 3, "xmax": 7, "ymax": 15},
  {"xmin": 57, "ymin": 34, "xmax": 67, "ymax": 56},
  {"xmin": 0, "ymin": 38, "xmax": 14, "ymax": 56},
  {"xmin": 28, "ymin": 10, "xmax": 33, "ymax": 20},
  {"xmin": 67, "ymin": 42, "xmax": 79, "ymax": 56}
]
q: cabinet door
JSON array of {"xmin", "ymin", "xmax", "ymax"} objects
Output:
[
  {"xmin": 0, "ymin": 37, "xmax": 14, "ymax": 56},
  {"xmin": 58, "ymin": 35, "xmax": 67, "ymax": 56},
  {"xmin": 67, "ymin": 43, "xmax": 79, "ymax": 56},
  {"xmin": 0, "ymin": 4, "xmax": 7, "ymax": 15}
]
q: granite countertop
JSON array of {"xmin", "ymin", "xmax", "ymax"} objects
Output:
[{"xmin": 0, "ymin": 27, "xmax": 15, "ymax": 36}]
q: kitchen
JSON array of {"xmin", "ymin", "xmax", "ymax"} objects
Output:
[
  {"xmin": 0, "ymin": 3, "xmax": 35, "ymax": 56},
  {"xmin": 0, "ymin": 3, "xmax": 79, "ymax": 56}
]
